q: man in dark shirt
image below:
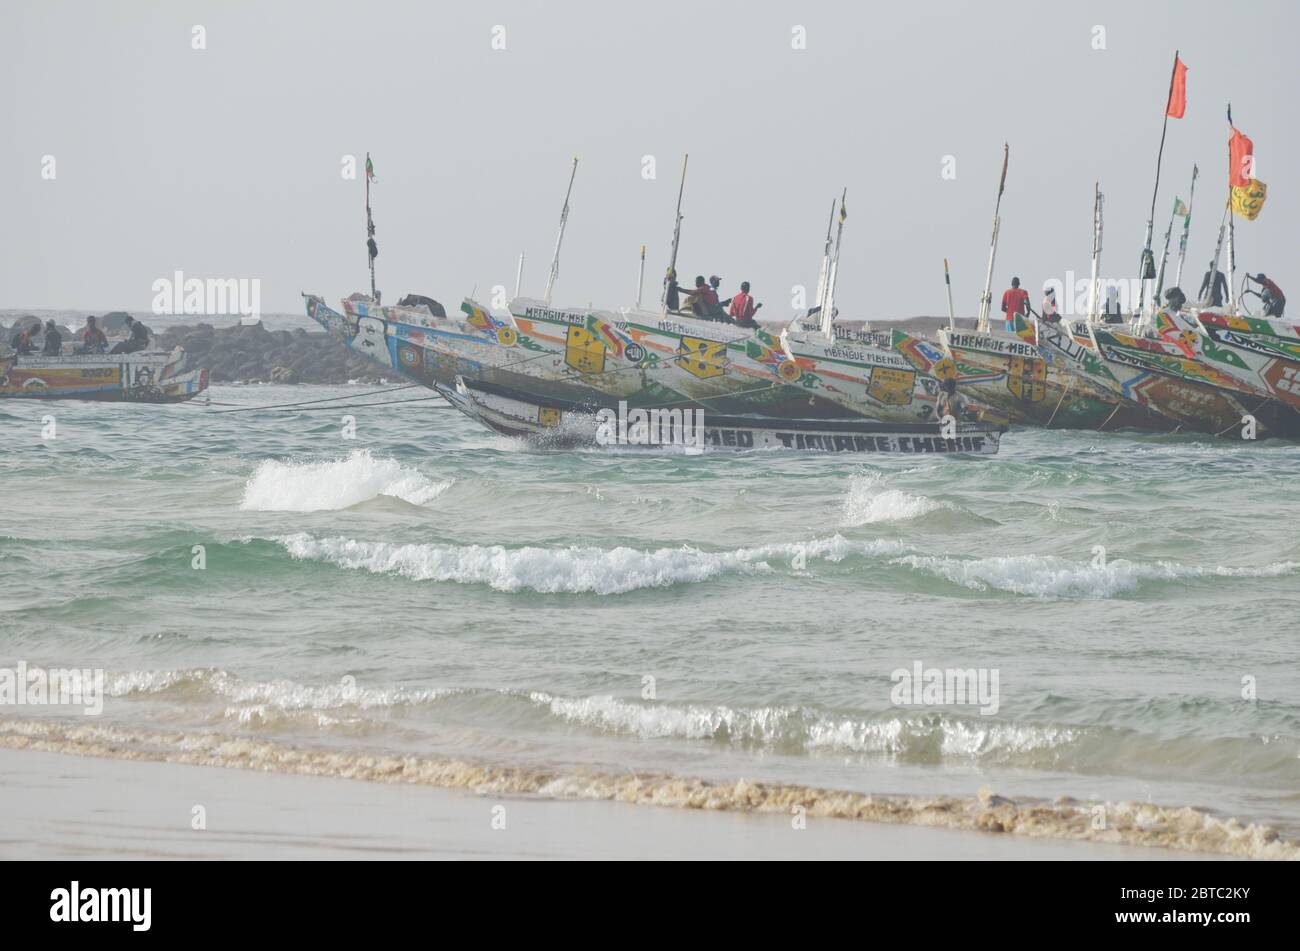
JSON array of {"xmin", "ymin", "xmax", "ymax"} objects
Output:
[
  {"xmin": 110, "ymin": 316, "xmax": 151, "ymax": 354},
  {"xmin": 1199, "ymin": 265, "xmax": 1228, "ymax": 307},
  {"xmin": 40, "ymin": 320, "xmax": 63, "ymax": 356}
]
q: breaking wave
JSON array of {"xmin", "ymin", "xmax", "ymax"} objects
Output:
[
  {"xmin": 275, "ymin": 533, "xmax": 906, "ymax": 595},
  {"xmin": 891, "ymin": 552, "xmax": 1300, "ymax": 599},
  {"xmin": 239, "ymin": 450, "xmax": 451, "ymax": 512},
  {"xmin": 841, "ymin": 473, "xmax": 945, "ymax": 525},
  {"xmin": 2, "ymin": 717, "xmax": 1294, "ymax": 860}
]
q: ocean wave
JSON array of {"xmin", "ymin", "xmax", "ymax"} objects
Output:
[
  {"xmin": 530, "ymin": 692, "xmax": 1081, "ymax": 759},
  {"xmin": 110, "ymin": 668, "xmax": 449, "ymax": 717},
  {"xmin": 2, "ymin": 717, "xmax": 1293, "ymax": 859},
  {"xmin": 840, "ymin": 472, "xmax": 946, "ymax": 525},
  {"xmin": 239, "ymin": 450, "xmax": 451, "ymax": 512},
  {"xmin": 890, "ymin": 553, "xmax": 1300, "ymax": 599},
  {"xmin": 274, "ymin": 532, "xmax": 906, "ymax": 595}
]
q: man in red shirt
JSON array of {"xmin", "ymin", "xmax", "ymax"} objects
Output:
[
  {"xmin": 1001, "ymin": 277, "xmax": 1029, "ymax": 332},
  {"xmin": 728, "ymin": 281, "xmax": 762, "ymax": 328},
  {"xmin": 1250, "ymin": 273, "xmax": 1286, "ymax": 317},
  {"xmin": 684, "ymin": 275, "xmax": 720, "ymax": 319}
]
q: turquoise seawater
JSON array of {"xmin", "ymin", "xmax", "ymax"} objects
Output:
[{"xmin": 2, "ymin": 385, "xmax": 1298, "ymax": 839}]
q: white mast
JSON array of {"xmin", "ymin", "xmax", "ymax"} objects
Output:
[
  {"xmin": 977, "ymin": 144, "xmax": 1009, "ymax": 332},
  {"xmin": 943, "ymin": 259, "xmax": 956, "ymax": 330},
  {"xmin": 814, "ymin": 199, "xmax": 835, "ymax": 313},
  {"xmin": 1149, "ymin": 200, "xmax": 1178, "ymax": 321},
  {"xmin": 660, "ymin": 154, "xmax": 689, "ymax": 316},
  {"xmin": 1087, "ymin": 183, "xmax": 1103, "ymax": 324},
  {"xmin": 819, "ymin": 189, "xmax": 847, "ymax": 340},
  {"xmin": 514, "ymin": 252, "xmax": 525, "ymax": 298},
  {"xmin": 635, "ymin": 245, "xmax": 646, "ymax": 309},
  {"xmin": 1173, "ymin": 164, "xmax": 1198, "ymax": 289},
  {"xmin": 543, "ymin": 156, "xmax": 578, "ymax": 305}
]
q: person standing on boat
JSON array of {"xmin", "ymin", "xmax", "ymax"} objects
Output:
[
  {"xmin": 40, "ymin": 320, "xmax": 63, "ymax": 356},
  {"xmin": 1041, "ymin": 286, "xmax": 1061, "ymax": 324},
  {"xmin": 1248, "ymin": 274, "xmax": 1286, "ymax": 317},
  {"xmin": 1000, "ymin": 277, "xmax": 1029, "ymax": 332},
  {"xmin": 1199, "ymin": 264, "xmax": 1228, "ymax": 308},
  {"xmin": 78, "ymin": 316, "xmax": 108, "ymax": 354},
  {"xmin": 1104, "ymin": 285, "xmax": 1122, "ymax": 321},
  {"xmin": 664, "ymin": 268, "xmax": 681, "ymax": 312},
  {"xmin": 729, "ymin": 281, "xmax": 763, "ymax": 329}
]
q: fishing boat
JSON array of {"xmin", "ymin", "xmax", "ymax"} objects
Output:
[
  {"xmin": 0, "ymin": 347, "xmax": 208, "ymax": 402},
  {"xmin": 438, "ymin": 374, "xmax": 1004, "ymax": 454},
  {"xmin": 935, "ymin": 148, "xmax": 1172, "ymax": 431},
  {"xmin": 306, "ymin": 155, "xmax": 989, "ymax": 432},
  {"xmin": 1021, "ymin": 183, "xmax": 1254, "ymax": 435}
]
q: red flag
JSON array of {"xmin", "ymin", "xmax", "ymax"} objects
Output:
[
  {"xmin": 1165, "ymin": 56, "xmax": 1188, "ymax": 118},
  {"xmin": 1229, "ymin": 128, "xmax": 1254, "ymax": 187}
]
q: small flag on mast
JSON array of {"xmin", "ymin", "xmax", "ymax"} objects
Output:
[
  {"xmin": 365, "ymin": 154, "xmax": 377, "ymax": 183},
  {"xmin": 1166, "ymin": 55, "xmax": 1188, "ymax": 118}
]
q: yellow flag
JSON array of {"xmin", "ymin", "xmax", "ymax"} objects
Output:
[{"xmin": 1231, "ymin": 179, "xmax": 1267, "ymax": 220}]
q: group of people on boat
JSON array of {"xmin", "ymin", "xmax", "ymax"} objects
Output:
[
  {"xmin": 664, "ymin": 271, "xmax": 763, "ymax": 328},
  {"xmin": 6, "ymin": 315, "xmax": 152, "ymax": 357},
  {"xmin": 996, "ymin": 265, "xmax": 1286, "ymax": 333}
]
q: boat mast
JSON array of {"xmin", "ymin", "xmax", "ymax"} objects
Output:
[
  {"xmin": 976, "ymin": 144, "xmax": 1009, "ymax": 332},
  {"xmin": 814, "ymin": 199, "xmax": 835, "ymax": 313},
  {"xmin": 1173, "ymin": 164, "xmax": 1198, "ymax": 289},
  {"xmin": 514, "ymin": 252, "xmax": 525, "ymax": 298},
  {"xmin": 1087, "ymin": 183, "xmax": 1103, "ymax": 324},
  {"xmin": 543, "ymin": 156, "xmax": 578, "ymax": 305},
  {"xmin": 819, "ymin": 189, "xmax": 847, "ymax": 340},
  {"xmin": 365, "ymin": 152, "xmax": 378, "ymax": 302},
  {"xmin": 1225, "ymin": 105, "xmax": 1238, "ymax": 312},
  {"xmin": 660, "ymin": 154, "xmax": 689, "ymax": 316},
  {"xmin": 943, "ymin": 259, "xmax": 956, "ymax": 330},
  {"xmin": 635, "ymin": 245, "xmax": 646, "ymax": 309},
  {"xmin": 1151, "ymin": 200, "xmax": 1178, "ymax": 312},
  {"xmin": 1138, "ymin": 51, "xmax": 1183, "ymax": 320}
]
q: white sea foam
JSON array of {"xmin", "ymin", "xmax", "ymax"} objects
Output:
[
  {"xmin": 841, "ymin": 473, "xmax": 945, "ymax": 525},
  {"xmin": 892, "ymin": 553, "xmax": 1300, "ymax": 599},
  {"xmin": 239, "ymin": 450, "xmax": 451, "ymax": 512},
  {"xmin": 275, "ymin": 533, "xmax": 906, "ymax": 595},
  {"xmin": 529, "ymin": 692, "xmax": 1082, "ymax": 760},
  {"xmin": 109, "ymin": 668, "xmax": 448, "ymax": 711}
]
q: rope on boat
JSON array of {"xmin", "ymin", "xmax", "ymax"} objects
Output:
[
  {"xmin": 1043, "ymin": 376, "xmax": 1074, "ymax": 429},
  {"xmin": 193, "ymin": 383, "xmax": 428, "ymax": 414},
  {"xmin": 1213, "ymin": 396, "xmax": 1274, "ymax": 438},
  {"xmin": 1095, "ymin": 403, "xmax": 1124, "ymax": 432}
]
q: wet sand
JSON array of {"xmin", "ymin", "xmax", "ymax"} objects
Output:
[{"xmin": 0, "ymin": 749, "xmax": 1223, "ymax": 860}]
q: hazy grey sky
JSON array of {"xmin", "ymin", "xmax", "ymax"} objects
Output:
[{"xmin": 2, "ymin": 0, "xmax": 1294, "ymax": 319}]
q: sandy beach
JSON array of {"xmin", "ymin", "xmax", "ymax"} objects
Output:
[{"xmin": 0, "ymin": 748, "xmax": 1226, "ymax": 860}]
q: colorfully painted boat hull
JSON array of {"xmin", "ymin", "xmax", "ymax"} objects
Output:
[{"xmin": 0, "ymin": 349, "xmax": 208, "ymax": 403}]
